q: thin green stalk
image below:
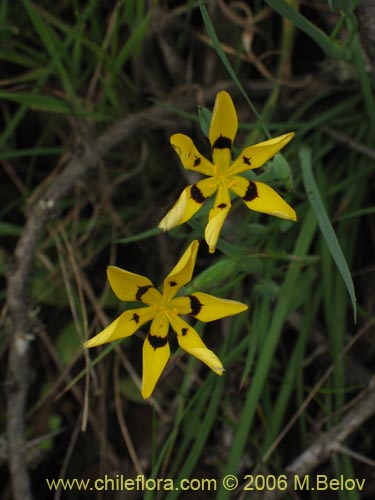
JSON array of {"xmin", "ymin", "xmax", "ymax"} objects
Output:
[
  {"xmin": 248, "ymin": 0, "xmax": 298, "ymax": 144},
  {"xmin": 265, "ymin": 0, "xmax": 350, "ymax": 60},
  {"xmin": 197, "ymin": 0, "xmax": 269, "ymax": 138},
  {"xmin": 300, "ymin": 146, "xmax": 357, "ymax": 322},
  {"xmin": 218, "ymin": 210, "xmax": 317, "ymax": 499}
]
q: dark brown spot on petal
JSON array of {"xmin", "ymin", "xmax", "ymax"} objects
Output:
[
  {"xmin": 132, "ymin": 313, "xmax": 140, "ymax": 324},
  {"xmin": 242, "ymin": 181, "xmax": 258, "ymax": 202},
  {"xmin": 188, "ymin": 295, "xmax": 202, "ymax": 316},
  {"xmin": 136, "ymin": 285, "xmax": 152, "ymax": 301},
  {"xmin": 212, "ymin": 135, "xmax": 232, "ymax": 150},
  {"xmin": 193, "ymin": 156, "xmax": 201, "ymax": 167},
  {"xmin": 181, "ymin": 328, "xmax": 188, "ymax": 336},
  {"xmin": 217, "ymin": 203, "xmax": 227, "ymax": 209},
  {"xmin": 148, "ymin": 334, "xmax": 168, "ymax": 350},
  {"xmin": 243, "ymin": 156, "xmax": 251, "ymax": 166},
  {"xmin": 190, "ymin": 184, "xmax": 207, "ymax": 204},
  {"xmin": 169, "ymin": 280, "xmax": 177, "ymax": 287}
]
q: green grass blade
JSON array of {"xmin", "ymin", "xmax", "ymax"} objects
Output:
[
  {"xmin": 0, "ymin": 222, "xmax": 23, "ymax": 236},
  {"xmin": 116, "ymin": 227, "xmax": 162, "ymax": 244},
  {"xmin": 262, "ymin": 291, "xmax": 320, "ymax": 454},
  {"xmin": 218, "ymin": 210, "xmax": 317, "ymax": 499},
  {"xmin": 0, "ymin": 47, "xmax": 38, "ymax": 67},
  {"xmin": 327, "ymin": 0, "xmax": 357, "ymax": 10},
  {"xmin": 114, "ymin": 13, "xmax": 150, "ymax": 73},
  {"xmin": 0, "ymin": 147, "xmax": 62, "ymax": 160},
  {"xmin": 351, "ymin": 35, "xmax": 375, "ymax": 140},
  {"xmin": 57, "ymin": 340, "xmax": 123, "ymax": 398},
  {"xmin": 0, "ymin": 104, "xmax": 28, "ymax": 150},
  {"xmin": 23, "ymin": 0, "xmax": 80, "ymax": 111},
  {"xmin": 197, "ymin": 0, "xmax": 269, "ymax": 138},
  {"xmin": 0, "ymin": 91, "xmax": 73, "ymax": 114},
  {"xmin": 166, "ymin": 375, "xmax": 224, "ymax": 500},
  {"xmin": 265, "ymin": 0, "xmax": 349, "ymax": 60},
  {"xmin": 299, "ymin": 146, "xmax": 357, "ymax": 321},
  {"xmin": 145, "ymin": 369, "xmax": 220, "ymax": 500}
]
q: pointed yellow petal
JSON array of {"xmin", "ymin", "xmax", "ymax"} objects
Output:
[
  {"xmin": 229, "ymin": 176, "xmax": 296, "ymax": 221},
  {"xmin": 229, "ymin": 132, "xmax": 295, "ymax": 175},
  {"xmin": 158, "ymin": 186, "xmax": 189, "ymax": 231},
  {"xmin": 159, "ymin": 178, "xmax": 217, "ymax": 231},
  {"xmin": 107, "ymin": 266, "xmax": 162, "ymax": 305},
  {"xmin": 172, "ymin": 293, "xmax": 248, "ymax": 322},
  {"xmin": 170, "ymin": 134, "xmax": 214, "ymax": 176},
  {"xmin": 84, "ymin": 315, "xmax": 122, "ymax": 348},
  {"xmin": 84, "ymin": 306, "xmax": 155, "ymax": 348},
  {"xmin": 205, "ymin": 184, "xmax": 231, "ymax": 253},
  {"xmin": 209, "ymin": 91, "xmax": 238, "ymax": 170},
  {"xmin": 169, "ymin": 314, "xmax": 224, "ymax": 375},
  {"xmin": 141, "ymin": 313, "xmax": 170, "ymax": 398},
  {"xmin": 205, "ymin": 206, "xmax": 229, "ymax": 253},
  {"xmin": 163, "ymin": 240, "xmax": 199, "ymax": 301},
  {"xmin": 209, "ymin": 91, "xmax": 238, "ymax": 148}
]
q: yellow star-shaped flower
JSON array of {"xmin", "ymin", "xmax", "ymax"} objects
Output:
[
  {"xmin": 159, "ymin": 91, "xmax": 297, "ymax": 253},
  {"xmin": 84, "ymin": 241, "xmax": 248, "ymax": 398}
]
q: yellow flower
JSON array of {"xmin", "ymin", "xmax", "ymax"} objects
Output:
[
  {"xmin": 84, "ymin": 241, "xmax": 248, "ymax": 399},
  {"xmin": 159, "ymin": 91, "xmax": 297, "ymax": 253}
]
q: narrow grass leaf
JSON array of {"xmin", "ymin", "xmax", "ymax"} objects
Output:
[
  {"xmin": 114, "ymin": 13, "xmax": 150, "ymax": 72},
  {"xmin": 0, "ymin": 222, "xmax": 22, "ymax": 236},
  {"xmin": 299, "ymin": 146, "xmax": 357, "ymax": 321},
  {"xmin": 0, "ymin": 92, "xmax": 106, "ymax": 119},
  {"xmin": 166, "ymin": 375, "xmax": 224, "ymax": 500},
  {"xmin": 327, "ymin": 0, "xmax": 358, "ymax": 11},
  {"xmin": 145, "ymin": 369, "xmax": 218, "ymax": 499},
  {"xmin": 352, "ymin": 35, "xmax": 375, "ymax": 140},
  {"xmin": 262, "ymin": 292, "xmax": 320, "ymax": 454},
  {"xmin": 265, "ymin": 0, "xmax": 349, "ymax": 60},
  {"xmin": 0, "ymin": 105, "xmax": 28, "ymax": 149},
  {"xmin": 116, "ymin": 227, "xmax": 162, "ymax": 244},
  {"xmin": 26, "ymin": 3, "xmax": 103, "ymax": 58},
  {"xmin": 218, "ymin": 210, "xmax": 317, "ymax": 500},
  {"xmin": 0, "ymin": 147, "xmax": 63, "ymax": 160},
  {"xmin": 56, "ymin": 340, "xmax": 123, "ymax": 399},
  {"xmin": 197, "ymin": 0, "xmax": 269, "ymax": 137},
  {"xmin": 23, "ymin": 0, "xmax": 79, "ymax": 109},
  {"xmin": 339, "ymin": 207, "xmax": 375, "ymax": 221},
  {"xmin": 197, "ymin": 105, "xmax": 211, "ymax": 138},
  {"xmin": 0, "ymin": 47, "xmax": 38, "ymax": 67},
  {"xmin": 0, "ymin": 91, "xmax": 73, "ymax": 113}
]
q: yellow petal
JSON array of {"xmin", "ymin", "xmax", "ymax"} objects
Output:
[
  {"xmin": 158, "ymin": 178, "xmax": 217, "ymax": 231},
  {"xmin": 209, "ymin": 91, "xmax": 238, "ymax": 171},
  {"xmin": 141, "ymin": 313, "xmax": 170, "ymax": 398},
  {"xmin": 171, "ymin": 293, "xmax": 248, "ymax": 322},
  {"xmin": 229, "ymin": 176, "xmax": 296, "ymax": 221},
  {"xmin": 170, "ymin": 134, "xmax": 215, "ymax": 176},
  {"xmin": 229, "ymin": 132, "xmax": 295, "ymax": 175},
  {"xmin": 163, "ymin": 240, "xmax": 199, "ymax": 301},
  {"xmin": 205, "ymin": 183, "xmax": 231, "ymax": 253},
  {"xmin": 168, "ymin": 314, "xmax": 224, "ymax": 376},
  {"xmin": 107, "ymin": 266, "xmax": 162, "ymax": 306},
  {"xmin": 84, "ymin": 306, "xmax": 155, "ymax": 348}
]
